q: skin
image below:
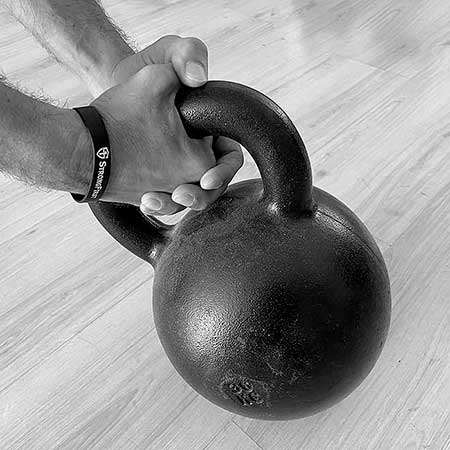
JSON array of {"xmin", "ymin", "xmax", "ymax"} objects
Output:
[
  {"xmin": 108, "ymin": 35, "xmax": 244, "ymax": 215},
  {"xmin": 0, "ymin": 60, "xmax": 234, "ymax": 207},
  {"xmin": 0, "ymin": 0, "xmax": 243, "ymax": 213}
]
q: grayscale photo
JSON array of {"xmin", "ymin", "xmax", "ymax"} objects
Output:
[{"xmin": 0, "ymin": 1, "xmax": 448, "ymax": 449}]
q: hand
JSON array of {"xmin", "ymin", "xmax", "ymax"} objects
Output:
[
  {"xmin": 89, "ymin": 63, "xmax": 241, "ymax": 208},
  {"xmin": 105, "ymin": 35, "xmax": 243, "ymax": 215},
  {"xmin": 110, "ymin": 35, "xmax": 209, "ymax": 89}
]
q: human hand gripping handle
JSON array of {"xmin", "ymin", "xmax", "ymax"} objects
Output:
[
  {"xmin": 88, "ymin": 80, "xmax": 314, "ymax": 265},
  {"xmin": 108, "ymin": 36, "xmax": 244, "ymax": 215},
  {"xmin": 0, "ymin": 0, "xmax": 242, "ymax": 211},
  {"xmin": 72, "ymin": 35, "xmax": 243, "ymax": 214},
  {"xmin": 71, "ymin": 63, "xmax": 241, "ymax": 209}
]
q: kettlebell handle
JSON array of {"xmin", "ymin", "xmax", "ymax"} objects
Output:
[{"xmin": 89, "ymin": 81, "xmax": 314, "ymax": 264}]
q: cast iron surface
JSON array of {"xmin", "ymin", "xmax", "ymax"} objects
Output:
[{"xmin": 88, "ymin": 81, "xmax": 391, "ymax": 420}]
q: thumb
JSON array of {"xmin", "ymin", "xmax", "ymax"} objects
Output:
[{"xmin": 135, "ymin": 36, "xmax": 208, "ymax": 87}]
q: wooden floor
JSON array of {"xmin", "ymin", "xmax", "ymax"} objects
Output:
[{"xmin": 1, "ymin": 0, "xmax": 450, "ymax": 449}]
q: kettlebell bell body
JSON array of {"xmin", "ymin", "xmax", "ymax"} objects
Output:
[{"xmin": 89, "ymin": 81, "xmax": 391, "ymax": 420}]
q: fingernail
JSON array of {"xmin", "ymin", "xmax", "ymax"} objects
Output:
[
  {"xmin": 173, "ymin": 193, "xmax": 194, "ymax": 207},
  {"xmin": 185, "ymin": 61, "xmax": 207, "ymax": 83},
  {"xmin": 202, "ymin": 177, "xmax": 223, "ymax": 190},
  {"xmin": 143, "ymin": 198, "xmax": 162, "ymax": 211}
]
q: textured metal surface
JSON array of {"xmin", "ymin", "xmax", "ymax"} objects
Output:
[{"xmin": 88, "ymin": 81, "xmax": 391, "ymax": 420}]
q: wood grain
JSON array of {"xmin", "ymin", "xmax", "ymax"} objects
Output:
[{"xmin": 1, "ymin": 0, "xmax": 450, "ymax": 449}]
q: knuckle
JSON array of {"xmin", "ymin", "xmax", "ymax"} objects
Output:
[
  {"xmin": 182, "ymin": 36, "xmax": 208, "ymax": 55},
  {"xmin": 159, "ymin": 34, "xmax": 182, "ymax": 46}
]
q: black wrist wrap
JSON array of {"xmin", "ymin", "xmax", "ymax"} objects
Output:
[{"xmin": 71, "ymin": 106, "xmax": 111, "ymax": 203}]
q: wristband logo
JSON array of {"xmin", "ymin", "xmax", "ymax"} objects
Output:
[
  {"xmin": 91, "ymin": 147, "xmax": 110, "ymax": 199},
  {"xmin": 96, "ymin": 147, "xmax": 110, "ymax": 160}
]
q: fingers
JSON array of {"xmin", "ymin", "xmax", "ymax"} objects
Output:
[
  {"xmin": 140, "ymin": 182, "xmax": 222, "ymax": 217},
  {"xmin": 172, "ymin": 138, "xmax": 243, "ymax": 210},
  {"xmin": 151, "ymin": 35, "xmax": 209, "ymax": 87},
  {"xmin": 112, "ymin": 35, "xmax": 208, "ymax": 90},
  {"xmin": 201, "ymin": 137, "xmax": 243, "ymax": 189},
  {"xmin": 140, "ymin": 137, "xmax": 242, "ymax": 217},
  {"xmin": 172, "ymin": 183, "xmax": 226, "ymax": 211},
  {"xmin": 140, "ymin": 192, "xmax": 185, "ymax": 216}
]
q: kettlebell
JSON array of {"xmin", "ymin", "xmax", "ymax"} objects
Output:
[{"xmin": 89, "ymin": 81, "xmax": 391, "ymax": 420}]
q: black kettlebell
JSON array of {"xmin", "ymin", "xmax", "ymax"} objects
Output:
[{"xmin": 89, "ymin": 81, "xmax": 391, "ymax": 420}]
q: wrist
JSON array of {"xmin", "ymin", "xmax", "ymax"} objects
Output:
[{"xmin": 64, "ymin": 108, "xmax": 93, "ymax": 196}]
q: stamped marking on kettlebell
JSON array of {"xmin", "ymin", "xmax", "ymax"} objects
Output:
[
  {"xmin": 220, "ymin": 374, "xmax": 269, "ymax": 407},
  {"xmin": 226, "ymin": 380, "xmax": 264, "ymax": 406}
]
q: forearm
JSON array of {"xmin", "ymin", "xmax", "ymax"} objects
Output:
[
  {"xmin": 1, "ymin": 0, "xmax": 135, "ymax": 96},
  {"xmin": 0, "ymin": 76, "xmax": 91, "ymax": 194}
]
